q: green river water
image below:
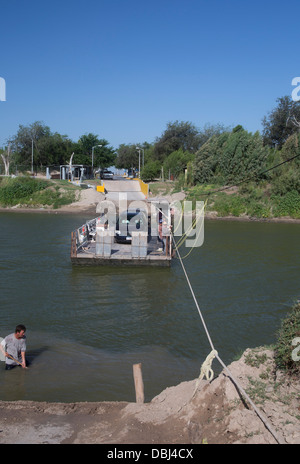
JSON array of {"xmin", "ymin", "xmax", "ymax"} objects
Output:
[{"xmin": 0, "ymin": 212, "xmax": 299, "ymax": 402}]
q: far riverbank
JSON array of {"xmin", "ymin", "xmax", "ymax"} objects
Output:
[{"xmin": 1, "ymin": 204, "xmax": 300, "ymax": 224}]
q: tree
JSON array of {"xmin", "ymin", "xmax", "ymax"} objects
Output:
[
  {"xmin": 9, "ymin": 123, "xmax": 116, "ymax": 170},
  {"xmin": 153, "ymin": 121, "xmax": 200, "ymax": 162},
  {"xmin": 219, "ymin": 126, "xmax": 268, "ymax": 183},
  {"xmin": 197, "ymin": 122, "xmax": 231, "ymax": 146},
  {"xmin": 140, "ymin": 142, "xmax": 155, "ymax": 165},
  {"xmin": 193, "ymin": 127, "xmax": 269, "ymax": 185},
  {"xmin": 75, "ymin": 133, "xmax": 116, "ymax": 168},
  {"xmin": 10, "ymin": 121, "xmax": 75, "ymax": 167},
  {"xmin": 140, "ymin": 160, "xmax": 161, "ymax": 182},
  {"xmin": 11, "ymin": 121, "xmax": 51, "ymax": 166},
  {"xmin": 193, "ymin": 132, "xmax": 230, "ymax": 184},
  {"xmin": 271, "ymin": 132, "xmax": 300, "ymax": 195},
  {"xmin": 37, "ymin": 132, "xmax": 75, "ymax": 166},
  {"xmin": 76, "ymin": 133, "xmax": 101, "ymax": 165},
  {"xmin": 0, "ymin": 143, "xmax": 12, "ymax": 175},
  {"xmin": 163, "ymin": 149, "xmax": 194, "ymax": 179},
  {"xmin": 262, "ymin": 96, "xmax": 300, "ymax": 148},
  {"xmin": 115, "ymin": 144, "xmax": 139, "ymax": 170}
]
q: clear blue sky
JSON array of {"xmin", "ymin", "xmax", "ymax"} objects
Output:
[{"xmin": 0, "ymin": 0, "xmax": 299, "ymax": 150}]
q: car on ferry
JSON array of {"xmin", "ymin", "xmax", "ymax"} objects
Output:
[{"xmin": 115, "ymin": 209, "xmax": 148, "ymax": 243}]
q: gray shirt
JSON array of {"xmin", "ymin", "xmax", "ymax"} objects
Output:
[{"xmin": 1, "ymin": 333, "xmax": 26, "ymax": 365}]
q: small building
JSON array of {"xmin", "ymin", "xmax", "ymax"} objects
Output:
[{"xmin": 46, "ymin": 165, "xmax": 93, "ymax": 181}]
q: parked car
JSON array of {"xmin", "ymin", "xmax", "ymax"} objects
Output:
[
  {"xmin": 101, "ymin": 169, "xmax": 114, "ymax": 180},
  {"xmin": 115, "ymin": 209, "xmax": 148, "ymax": 243}
]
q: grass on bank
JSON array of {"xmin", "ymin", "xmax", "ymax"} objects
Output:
[
  {"xmin": 185, "ymin": 182, "xmax": 300, "ymax": 219},
  {"xmin": 274, "ymin": 302, "xmax": 300, "ymax": 376},
  {"xmin": 0, "ymin": 176, "xmax": 78, "ymax": 209},
  {"xmin": 149, "ymin": 179, "xmax": 300, "ymax": 219},
  {"xmin": 2, "ymin": 175, "xmax": 300, "ymax": 218}
]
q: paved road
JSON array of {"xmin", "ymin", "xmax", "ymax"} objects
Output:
[{"xmin": 104, "ymin": 178, "xmax": 146, "ymax": 202}]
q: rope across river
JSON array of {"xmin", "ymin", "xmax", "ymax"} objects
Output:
[{"xmin": 171, "ymin": 229, "xmax": 286, "ymax": 445}]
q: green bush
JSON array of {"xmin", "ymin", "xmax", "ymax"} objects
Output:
[
  {"xmin": 271, "ymin": 190, "xmax": 300, "ymax": 218},
  {"xmin": 0, "ymin": 176, "xmax": 76, "ymax": 208},
  {"xmin": 0, "ymin": 176, "xmax": 49, "ymax": 206},
  {"xmin": 29, "ymin": 186, "xmax": 76, "ymax": 209},
  {"xmin": 274, "ymin": 302, "xmax": 300, "ymax": 376},
  {"xmin": 140, "ymin": 160, "xmax": 161, "ymax": 182},
  {"xmin": 212, "ymin": 193, "xmax": 247, "ymax": 217},
  {"xmin": 271, "ymin": 169, "xmax": 300, "ymax": 196},
  {"xmin": 163, "ymin": 149, "xmax": 194, "ymax": 180},
  {"xmin": 246, "ymin": 202, "xmax": 271, "ymax": 218}
]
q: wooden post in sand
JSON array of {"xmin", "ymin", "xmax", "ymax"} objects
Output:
[{"xmin": 133, "ymin": 363, "xmax": 144, "ymax": 403}]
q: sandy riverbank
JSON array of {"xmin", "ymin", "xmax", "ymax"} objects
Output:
[
  {"xmin": 0, "ymin": 348, "xmax": 299, "ymax": 444},
  {"xmin": 1, "ymin": 186, "xmax": 300, "ymax": 224}
]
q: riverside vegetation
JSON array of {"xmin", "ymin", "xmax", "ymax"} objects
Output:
[
  {"xmin": 0, "ymin": 176, "xmax": 79, "ymax": 209},
  {"xmin": 1, "ymin": 172, "xmax": 300, "ymax": 219},
  {"xmin": 1, "ymin": 94, "xmax": 300, "ymax": 218},
  {"xmin": 274, "ymin": 302, "xmax": 300, "ymax": 377}
]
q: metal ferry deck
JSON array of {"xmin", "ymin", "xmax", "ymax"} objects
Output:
[{"xmin": 70, "ymin": 215, "xmax": 173, "ymax": 267}]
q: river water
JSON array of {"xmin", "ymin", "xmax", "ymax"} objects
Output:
[{"xmin": 0, "ymin": 212, "xmax": 299, "ymax": 403}]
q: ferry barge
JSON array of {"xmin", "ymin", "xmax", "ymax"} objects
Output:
[{"xmin": 70, "ymin": 209, "xmax": 173, "ymax": 267}]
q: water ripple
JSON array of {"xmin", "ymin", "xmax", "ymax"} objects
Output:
[{"xmin": 0, "ymin": 214, "xmax": 299, "ymax": 401}]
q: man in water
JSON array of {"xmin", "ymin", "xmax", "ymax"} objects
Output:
[{"xmin": 0, "ymin": 325, "xmax": 27, "ymax": 370}]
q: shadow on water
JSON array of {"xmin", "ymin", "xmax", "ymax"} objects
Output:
[
  {"xmin": 26, "ymin": 346, "xmax": 50, "ymax": 366},
  {"xmin": 70, "ymin": 262, "xmax": 172, "ymax": 277}
]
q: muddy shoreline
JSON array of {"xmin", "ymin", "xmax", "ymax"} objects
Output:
[{"xmin": 0, "ymin": 348, "xmax": 299, "ymax": 444}]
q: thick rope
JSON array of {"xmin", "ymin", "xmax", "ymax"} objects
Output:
[
  {"xmin": 191, "ymin": 349, "xmax": 218, "ymax": 400},
  {"xmin": 198, "ymin": 349, "xmax": 218, "ymax": 382},
  {"xmin": 172, "ymin": 233, "xmax": 286, "ymax": 445}
]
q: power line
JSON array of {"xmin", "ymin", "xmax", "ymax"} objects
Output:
[{"xmin": 198, "ymin": 151, "xmax": 300, "ymax": 197}]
